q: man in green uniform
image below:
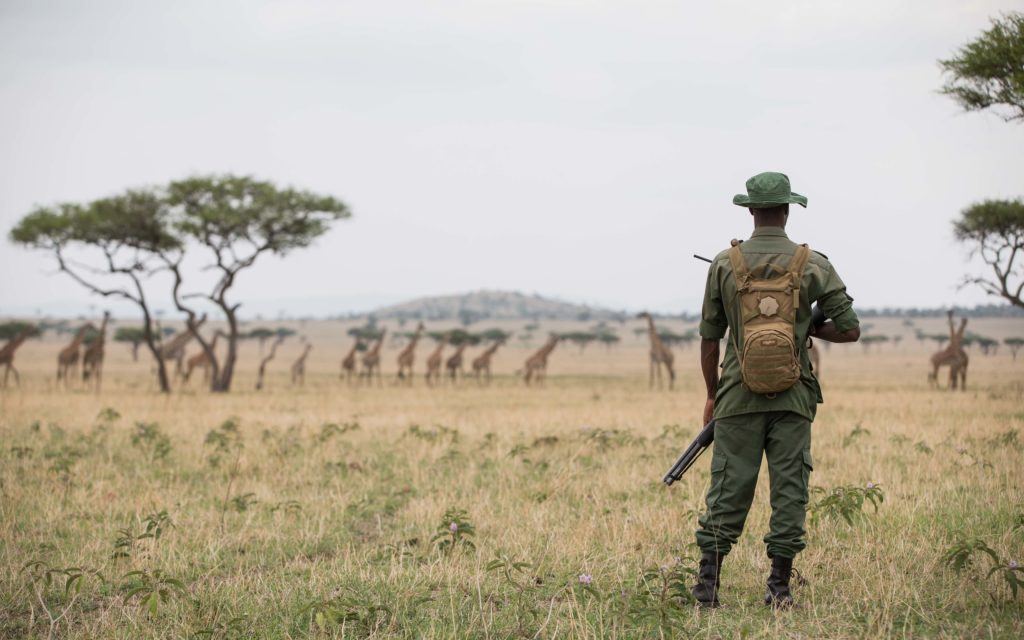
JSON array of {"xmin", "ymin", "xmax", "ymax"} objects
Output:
[{"xmin": 692, "ymin": 172, "xmax": 861, "ymax": 608}]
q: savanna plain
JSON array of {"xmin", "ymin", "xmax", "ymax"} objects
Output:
[{"xmin": 1, "ymin": 316, "xmax": 1023, "ymax": 639}]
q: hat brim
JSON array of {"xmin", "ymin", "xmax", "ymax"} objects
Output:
[{"xmin": 732, "ymin": 192, "xmax": 807, "ymax": 208}]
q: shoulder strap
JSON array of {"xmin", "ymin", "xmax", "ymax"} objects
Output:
[
  {"xmin": 787, "ymin": 244, "xmax": 811, "ymax": 281},
  {"xmin": 728, "ymin": 241, "xmax": 750, "ymax": 291}
]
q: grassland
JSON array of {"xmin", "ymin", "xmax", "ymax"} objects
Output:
[{"xmin": 1, "ymin": 316, "xmax": 1023, "ymax": 638}]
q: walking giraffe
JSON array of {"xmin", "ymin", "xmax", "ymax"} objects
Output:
[
  {"xmin": 928, "ymin": 310, "xmax": 968, "ymax": 391},
  {"xmin": 56, "ymin": 322, "xmax": 96, "ymax": 387},
  {"xmin": 255, "ymin": 335, "xmax": 285, "ymax": 391},
  {"xmin": 183, "ymin": 331, "xmax": 224, "ymax": 384},
  {"xmin": 360, "ymin": 328, "xmax": 387, "ymax": 385},
  {"xmin": 159, "ymin": 316, "xmax": 207, "ymax": 377},
  {"xmin": 637, "ymin": 312, "xmax": 675, "ymax": 389},
  {"xmin": 471, "ymin": 337, "xmax": 505, "ymax": 384},
  {"xmin": 396, "ymin": 322, "xmax": 425, "ymax": 383},
  {"xmin": 340, "ymin": 338, "xmax": 362, "ymax": 383},
  {"xmin": 445, "ymin": 341, "xmax": 470, "ymax": 383},
  {"xmin": 291, "ymin": 342, "xmax": 313, "ymax": 386},
  {"xmin": 425, "ymin": 333, "xmax": 449, "ymax": 386},
  {"xmin": 81, "ymin": 311, "xmax": 111, "ymax": 392},
  {"xmin": 523, "ymin": 334, "xmax": 559, "ymax": 386},
  {"xmin": 0, "ymin": 325, "xmax": 38, "ymax": 388}
]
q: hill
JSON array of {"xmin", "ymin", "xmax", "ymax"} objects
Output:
[{"xmin": 370, "ymin": 290, "xmax": 627, "ymax": 322}]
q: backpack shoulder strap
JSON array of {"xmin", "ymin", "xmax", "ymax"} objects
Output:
[
  {"xmin": 787, "ymin": 244, "xmax": 811, "ymax": 282},
  {"xmin": 728, "ymin": 240, "xmax": 750, "ymax": 290}
]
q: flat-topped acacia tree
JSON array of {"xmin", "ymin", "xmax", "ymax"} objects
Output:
[
  {"xmin": 10, "ymin": 175, "xmax": 350, "ymax": 393},
  {"xmin": 161, "ymin": 175, "xmax": 350, "ymax": 392},
  {"xmin": 9, "ymin": 191, "xmax": 180, "ymax": 392}
]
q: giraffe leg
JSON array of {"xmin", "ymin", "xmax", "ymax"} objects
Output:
[
  {"xmin": 960, "ymin": 366, "xmax": 967, "ymax": 391},
  {"xmin": 10, "ymin": 364, "xmax": 20, "ymax": 387},
  {"xmin": 667, "ymin": 362, "xmax": 676, "ymax": 391}
]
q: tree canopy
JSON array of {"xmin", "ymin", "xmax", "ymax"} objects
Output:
[
  {"xmin": 953, "ymin": 199, "xmax": 1024, "ymax": 308},
  {"xmin": 9, "ymin": 174, "xmax": 351, "ymax": 392},
  {"xmin": 0, "ymin": 321, "xmax": 38, "ymax": 340},
  {"xmin": 939, "ymin": 12, "xmax": 1024, "ymax": 122}
]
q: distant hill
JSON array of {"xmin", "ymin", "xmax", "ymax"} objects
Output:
[{"xmin": 370, "ymin": 290, "xmax": 628, "ymax": 322}]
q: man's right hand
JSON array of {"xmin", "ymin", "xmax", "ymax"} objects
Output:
[{"xmin": 703, "ymin": 397, "xmax": 715, "ymax": 425}]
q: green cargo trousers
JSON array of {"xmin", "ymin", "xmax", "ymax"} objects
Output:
[{"xmin": 695, "ymin": 411, "xmax": 812, "ymax": 559}]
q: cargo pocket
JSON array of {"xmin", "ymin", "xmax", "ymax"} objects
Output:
[
  {"xmin": 801, "ymin": 450, "xmax": 813, "ymax": 489},
  {"xmin": 707, "ymin": 456, "xmax": 727, "ymax": 509}
]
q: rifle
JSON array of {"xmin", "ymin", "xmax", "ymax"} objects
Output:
[{"xmin": 663, "ymin": 419, "xmax": 715, "ymax": 486}]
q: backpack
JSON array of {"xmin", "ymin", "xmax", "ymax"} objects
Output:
[{"xmin": 727, "ymin": 240, "xmax": 811, "ymax": 396}]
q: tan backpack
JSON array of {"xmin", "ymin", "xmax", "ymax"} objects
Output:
[{"xmin": 728, "ymin": 241, "xmax": 811, "ymax": 395}]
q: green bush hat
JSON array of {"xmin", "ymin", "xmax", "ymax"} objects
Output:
[{"xmin": 732, "ymin": 171, "xmax": 808, "ymax": 208}]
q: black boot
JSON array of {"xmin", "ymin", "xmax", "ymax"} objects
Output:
[
  {"xmin": 691, "ymin": 551, "xmax": 723, "ymax": 608},
  {"xmin": 764, "ymin": 555, "xmax": 794, "ymax": 608}
]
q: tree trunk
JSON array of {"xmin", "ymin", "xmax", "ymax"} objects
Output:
[
  {"xmin": 140, "ymin": 309, "xmax": 170, "ymax": 393},
  {"xmin": 212, "ymin": 305, "xmax": 240, "ymax": 392}
]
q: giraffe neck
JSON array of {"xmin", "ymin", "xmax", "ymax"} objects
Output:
[
  {"xmin": 1, "ymin": 329, "xmax": 33, "ymax": 356},
  {"xmin": 646, "ymin": 317, "xmax": 664, "ymax": 347}
]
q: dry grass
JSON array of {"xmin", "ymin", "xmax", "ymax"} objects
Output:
[{"xmin": 1, "ymin": 316, "xmax": 1022, "ymax": 638}]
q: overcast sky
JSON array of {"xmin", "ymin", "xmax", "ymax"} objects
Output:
[{"xmin": 1, "ymin": 0, "xmax": 1021, "ymax": 318}]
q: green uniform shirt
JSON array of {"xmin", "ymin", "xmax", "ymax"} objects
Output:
[{"xmin": 699, "ymin": 227, "xmax": 859, "ymax": 421}]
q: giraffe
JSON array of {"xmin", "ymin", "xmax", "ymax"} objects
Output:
[
  {"xmin": 523, "ymin": 334, "xmax": 560, "ymax": 386},
  {"xmin": 425, "ymin": 332, "xmax": 449, "ymax": 386},
  {"xmin": 291, "ymin": 342, "xmax": 313, "ymax": 386},
  {"xmin": 395, "ymin": 322, "xmax": 425, "ymax": 383},
  {"xmin": 56, "ymin": 322, "xmax": 96, "ymax": 387},
  {"xmin": 340, "ymin": 339, "xmax": 362, "ymax": 383},
  {"xmin": 160, "ymin": 316, "xmax": 207, "ymax": 377},
  {"xmin": 81, "ymin": 311, "xmax": 111, "ymax": 391},
  {"xmin": 183, "ymin": 331, "xmax": 224, "ymax": 384},
  {"xmin": 255, "ymin": 335, "xmax": 285, "ymax": 391},
  {"xmin": 928, "ymin": 311, "xmax": 968, "ymax": 391},
  {"xmin": 637, "ymin": 312, "xmax": 675, "ymax": 390},
  {"xmin": 0, "ymin": 325, "xmax": 37, "ymax": 388},
  {"xmin": 445, "ymin": 341, "xmax": 470, "ymax": 383},
  {"xmin": 360, "ymin": 328, "xmax": 387, "ymax": 385},
  {"xmin": 471, "ymin": 337, "xmax": 506, "ymax": 384}
]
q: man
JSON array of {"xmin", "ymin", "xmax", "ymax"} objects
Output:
[{"xmin": 692, "ymin": 172, "xmax": 860, "ymax": 608}]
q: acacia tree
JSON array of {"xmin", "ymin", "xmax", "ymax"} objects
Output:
[
  {"xmin": 939, "ymin": 12, "xmax": 1024, "ymax": 122},
  {"xmin": 9, "ymin": 192, "xmax": 181, "ymax": 392},
  {"xmin": 114, "ymin": 326, "xmax": 147, "ymax": 361},
  {"xmin": 161, "ymin": 175, "xmax": 350, "ymax": 392},
  {"xmin": 1005, "ymin": 337, "xmax": 1024, "ymax": 359},
  {"xmin": 953, "ymin": 200, "xmax": 1024, "ymax": 308}
]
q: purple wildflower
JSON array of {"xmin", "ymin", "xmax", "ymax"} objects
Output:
[
  {"xmin": 1010, "ymin": 560, "xmax": 1019, "ymax": 569},
  {"xmin": 866, "ymin": 482, "xmax": 876, "ymax": 489},
  {"xmin": 449, "ymin": 521, "xmax": 458, "ymax": 533},
  {"xmin": 578, "ymin": 573, "xmax": 592, "ymax": 585}
]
